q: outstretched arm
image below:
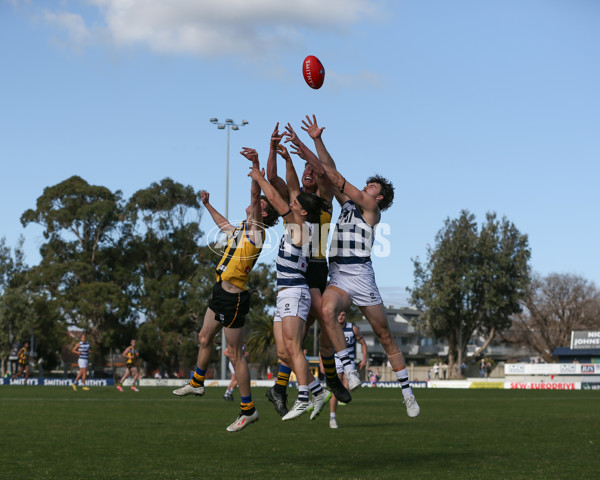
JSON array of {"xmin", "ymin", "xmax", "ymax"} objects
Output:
[
  {"xmin": 266, "ymin": 123, "xmax": 289, "ymax": 202},
  {"xmin": 248, "ymin": 167, "xmax": 289, "ymax": 217},
  {"xmin": 287, "ymin": 121, "xmax": 334, "ymax": 203},
  {"xmin": 201, "ymin": 191, "xmax": 235, "ymax": 234},
  {"xmin": 301, "ymin": 114, "xmax": 337, "ymax": 169},
  {"xmin": 240, "ymin": 147, "xmax": 264, "ymax": 225},
  {"xmin": 322, "ymin": 163, "xmax": 379, "ymax": 216},
  {"xmin": 277, "ymin": 143, "xmax": 301, "ymax": 203},
  {"xmin": 248, "ymin": 167, "xmax": 307, "ymax": 245}
]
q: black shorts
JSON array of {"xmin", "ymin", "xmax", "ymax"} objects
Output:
[
  {"xmin": 306, "ymin": 260, "xmax": 328, "ymax": 293},
  {"xmin": 208, "ymin": 282, "xmax": 250, "ymax": 329}
]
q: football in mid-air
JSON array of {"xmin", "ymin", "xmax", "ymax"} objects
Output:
[{"xmin": 302, "ymin": 55, "xmax": 325, "ymax": 89}]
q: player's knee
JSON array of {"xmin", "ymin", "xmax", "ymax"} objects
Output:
[
  {"xmin": 198, "ymin": 333, "xmax": 212, "ymax": 349},
  {"xmin": 320, "ymin": 303, "xmax": 336, "ymax": 323}
]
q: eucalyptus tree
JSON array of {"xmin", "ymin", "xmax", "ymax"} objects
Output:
[
  {"xmin": 124, "ymin": 178, "xmax": 209, "ymax": 372},
  {"xmin": 410, "ymin": 210, "xmax": 531, "ymax": 377},
  {"xmin": 20, "ymin": 176, "xmax": 132, "ymax": 368}
]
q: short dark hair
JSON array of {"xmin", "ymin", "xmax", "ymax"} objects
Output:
[
  {"xmin": 297, "ymin": 192, "xmax": 331, "ymax": 223},
  {"xmin": 366, "ymin": 175, "xmax": 394, "ymax": 211},
  {"xmin": 261, "ymin": 196, "xmax": 279, "ymax": 227}
]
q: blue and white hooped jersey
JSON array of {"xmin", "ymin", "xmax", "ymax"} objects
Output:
[
  {"xmin": 329, "ymin": 201, "xmax": 374, "ymax": 271},
  {"xmin": 334, "ymin": 322, "xmax": 357, "ymax": 369},
  {"xmin": 78, "ymin": 342, "xmax": 91, "ymax": 360},
  {"xmin": 276, "ymin": 222, "xmax": 312, "ymax": 289},
  {"xmin": 341, "ymin": 322, "xmax": 357, "ymax": 358}
]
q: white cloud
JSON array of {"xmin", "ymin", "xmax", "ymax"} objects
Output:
[
  {"xmin": 53, "ymin": 0, "xmax": 380, "ymax": 56},
  {"xmin": 44, "ymin": 10, "xmax": 91, "ymax": 44},
  {"xmin": 20, "ymin": 0, "xmax": 384, "ymax": 87}
]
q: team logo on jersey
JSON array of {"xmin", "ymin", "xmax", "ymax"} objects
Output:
[{"xmin": 206, "ymin": 221, "xmax": 278, "ymax": 259}]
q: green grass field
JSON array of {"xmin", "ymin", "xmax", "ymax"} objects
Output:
[{"xmin": 1, "ymin": 386, "xmax": 598, "ymax": 479}]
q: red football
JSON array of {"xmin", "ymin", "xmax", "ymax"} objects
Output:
[{"xmin": 302, "ymin": 55, "xmax": 325, "ymax": 89}]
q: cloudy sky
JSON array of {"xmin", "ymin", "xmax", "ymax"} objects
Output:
[{"xmin": 1, "ymin": 0, "xmax": 599, "ymax": 307}]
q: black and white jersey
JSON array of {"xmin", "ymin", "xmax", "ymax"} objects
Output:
[
  {"xmin": 276, "ymin": 222, "xmax": 313, "ymax": 289},
  {"xmin": 329, "ymin": 201, "xmax": 374, "ymax": 271},
  {"xmin": 78, "ymin": 342, "xmax": 91, "ymax": 360}
]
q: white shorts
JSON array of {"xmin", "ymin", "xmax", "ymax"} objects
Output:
[
  {"xmin": 328, "ymin": 262, "xmax": 382, "ymax": 306},
  {"xmin": 273, "ymin": 287, "xmax": 311, "ymax": 323},
  {"xmin": 78, "ymin": 359, "xmax": 88, "ymax": 369},
  {"xmin": 228, "ymin": 361, "xmax": 235, "ymax": 375}
]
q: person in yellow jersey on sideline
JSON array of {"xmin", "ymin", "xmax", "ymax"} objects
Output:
[
  {"xmin": 13, "ymin": 341, "xmax": 31, "ymax": 382},
  {"xmin": 173, "ymin": 147, "xmax": 279, "ymax": 433},
  {"xmin": 117, "ymin": 339, "xmax": 141, "ymax": 392}
]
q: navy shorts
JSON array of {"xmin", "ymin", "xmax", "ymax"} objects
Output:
[{"xmin": 208, "ymin": 282, "xmax": 250, "ymax": 329}]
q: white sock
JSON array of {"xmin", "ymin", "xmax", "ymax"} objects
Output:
[{"xmin": 395, "ymin": 368, "xmax": 414, "ymax": 398}]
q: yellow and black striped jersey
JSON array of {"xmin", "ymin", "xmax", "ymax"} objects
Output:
[
  {"xmin": 215, "ymin": 221, "xmax": 264, "ymax": 290},
  {"xmin": 126, "ymin": 348, "xmax": 138, "ymax": 365},
  {"xmin": 17, "ymin": 347, "xmax": 29, "ymax": 365}
]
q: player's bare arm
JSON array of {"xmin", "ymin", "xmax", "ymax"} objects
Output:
[
  {"xmin": 277, "ymin": 144, "xmax": 301, "ymax": 202},
  {"xmin": 322, "ymin": 164, "xmax": 381, "ymax": 226},
  {"xmin": 286, "ymin": 122, "xmax": 334, "ymax": 204},
  {"xmin": 241, "ymin": 147, "xmax": 268, "ymax": 243},
  {"xmin": 266, "ymin": 123, "xmax": 289, "ymax": 201},
  {"xmin": 201, "ymin": 190, "xmax": 235, "ymax": 234},
  {"xmin": 248, "ymin": 166, "xmax": 307, "ymax": 247},
  {"xmin": 301, "ymin": 114, "xmax": 337, "ymax": 170},
  {"xmin": 299, "ymin": 115, "xmax": 335, "ymax": 203}
]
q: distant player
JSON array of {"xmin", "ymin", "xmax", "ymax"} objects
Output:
[
  {"xmin": 72, "ymin": 333, "xmax": 91, "ymax": 391},
  {"xmin": 117, "ymin": 339, "xmax": 141, "ymax": 392},
  {"xmin": 13, "ymin": 341, "xmax": 31, "ymax": 382}
]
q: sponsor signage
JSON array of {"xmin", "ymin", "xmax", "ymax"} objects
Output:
[
  {"xmin": 504, "ymin": 363, "xmax": 600, "ymax": 375},
  {"xmin": 1, "ymin": 377, "xmax": 114, "ymax": 386},
  {"xmin": 582, "ymin": 383, "xmax": 600, "ymax": 390},
  {"xmin": 469, "ymin": 382, "xmax": 504, "ymax": 389},
  {"xmin": 570, "ymin": 330, "xmax": 600, "ymax": 350},
  {"xmin": 505, "ymin": 382, "xmax": 580, "ymax": 390}
]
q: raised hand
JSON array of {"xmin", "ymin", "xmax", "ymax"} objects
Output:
[
  {"xmin": 270, "ymin": 123, "xmax": 283, "ymax": 148},
  {"xmin": 200, "ymin": 190, "xmax": 210, "ymax": 205},
  {"xmin": 248, "ymin": 167, "xmax": 266, "ymax": 181},
  {"xmin": 288, "ymin": 143, "xmax": 306, "ymax": 161},
  {"xmin": 301, "ymin": 114, "xmax": 325, "ymax": 140},
  {"xmin": 283, "ymin": 123, "xmax": 300, "ymax": 146},
  {"xmin": 241, "ymin": 147, "xmax": 259, "ymax": 169},
  {"xmin": 276, "ymin": 144, "xmax": 292, "ymax": 161}
]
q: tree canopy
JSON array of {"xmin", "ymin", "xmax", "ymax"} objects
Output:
[
  {"xmin": 409, "ymin": 210, "xmax": 531, "ymax": 377},
  {"xmin": 506, "ymin": 273, "xmax": 600, "ymax": 362}
]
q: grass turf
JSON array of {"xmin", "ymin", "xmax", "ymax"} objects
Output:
[{"xmin": 0, "ymin": 386, "xmax": 598, "ymax": 479}]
